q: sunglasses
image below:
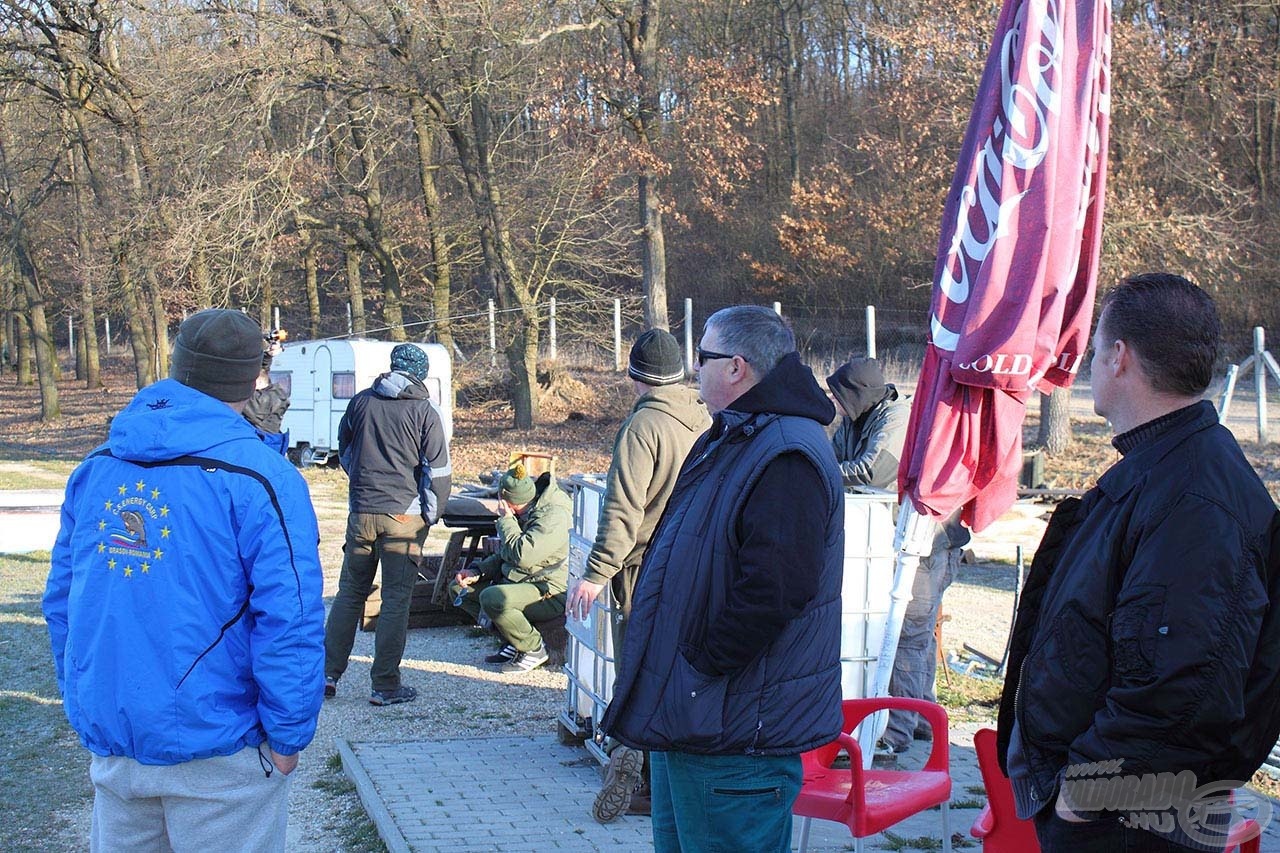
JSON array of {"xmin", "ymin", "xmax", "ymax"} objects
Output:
[{"xmin": 696, "ymin": 347, "xmax": 738, "ymax": 366}]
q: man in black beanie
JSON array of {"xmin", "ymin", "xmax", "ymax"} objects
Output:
[
  {"xmin": 324, "ymin": 343, "xmax": 452, "ymax": 706},
  {"xmin": 568, "ymin": 328, "xmax": 709, "ymax": 820},
  {"xmin": 44, "ymin": 308, "xmax": 326, "ymax": 851}
]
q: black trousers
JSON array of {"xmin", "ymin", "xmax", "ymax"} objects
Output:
[{"xmin": 1034, "ymin": 809, "xmax": 1223, "ymax": 853}]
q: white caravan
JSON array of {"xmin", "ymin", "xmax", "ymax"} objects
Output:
[{"xmin": 270, "ymin": 339, "xmax": 452, "ymax": 466}]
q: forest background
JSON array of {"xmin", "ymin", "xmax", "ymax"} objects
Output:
[{"xmin": 2, "ymin": 0, "xmax": 1279, "ymax": 431}]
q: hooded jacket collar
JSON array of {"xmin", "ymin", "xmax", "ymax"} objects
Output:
[
  {"xmin": 374, "ymin": 371, "xmax": 430, "ymax": 400},
  {"xmin": 107, "ymin": 379, "xmax": 258, "ymax": 463},
  {"xmin": 725, "ymin": 351, "xmax": 836, "ymax": 425},
  {"xmin": 635, "ymin": 383, "xmax": 708, "ymax": 432}
]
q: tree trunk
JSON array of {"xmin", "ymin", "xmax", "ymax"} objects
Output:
[
  {"xmin": 345, "ymin": 245, "xmax": 366, "ymax": 335},
  {"xmin": 505, "ymin": 308, "xmax": 540, "ymax": 431},
  {"xmin": 66, "ymin": 117, "xmax": 102, "ymax": 388},
  {"xmin": 114, "ymin": 241, "xmax": 156, "ymax": 388},
  {"xmin": 1037, "ymin": 387, "xmax": 1074, "ymax": 455},
  {"xmin": 370, "ymin": 243, "xmax": 406, "ymax": 341},
  {"xmin": 15, "ymin": 299, "xmax": 33, "ymax": 387},
  {"xmin": 410, "ymin": 97, "xmax": 455, "ymax": 353},
  {"xmin": 146, "ymin": 270, "xmax": 170, "ymax": 378},
  {"xmin": 12, "ymin": 238, "xmax": 61, "ymax": 419},
  {"xmin": 626, "ymin": 0, "xmax": 670, "ymax": 331},
  {"xmin": 778, "ymin": 0, "xmax": 802, "ymax": 189},
  {"xmin": 304, "ymin": 240, "xmax": 320, "ymax": 338},
  {"xmin": 638, "ymin": 172, "xmax": 669, "ymax": 330},
  {"xmin": 0, "ymin": 275, "xmax": 11, "ymax": 373}
]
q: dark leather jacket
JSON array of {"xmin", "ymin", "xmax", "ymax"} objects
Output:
[{"xmin": 998, "ymin": 402, "xmax": 1280, "ymax": 822}]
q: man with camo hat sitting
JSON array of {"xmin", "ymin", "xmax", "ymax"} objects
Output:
[{"xmin": 451, "ymin": 463, "xmax": 572, "ymax": 673}]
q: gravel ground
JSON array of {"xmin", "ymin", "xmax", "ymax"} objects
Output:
[
  {"xmin": 32, "ymin": 487, "xmax": 1046, "ymax": 853},
  {"xmin": 286, "ymin": 615, "xmax": 569, "ymax": 852}
]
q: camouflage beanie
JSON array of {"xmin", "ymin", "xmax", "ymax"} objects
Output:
[{"xmin": 390, "ymin": 343, "xmax": 429, "ymax": 380}]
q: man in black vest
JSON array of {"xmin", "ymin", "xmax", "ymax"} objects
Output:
[
  {"xmin": 601, "ymin": 306, "xmax": 845, "ymax": 852},
  {"xmin": 998, "ymin": 273, "xmax": 1280, "ymax": 852}
]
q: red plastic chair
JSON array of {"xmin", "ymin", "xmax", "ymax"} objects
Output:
[
  {"xmin": 794, "ymin": 697, "xmax": 952, "ymax": 853},
  {"xmin": 970, "ymin": 727, "xmax": 1263, "ymax": 853},
  {"xmin": 970, "ymin": 727, "xmax": 1042, "ymax": 852}
]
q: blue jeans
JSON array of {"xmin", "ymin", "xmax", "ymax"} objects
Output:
[{"xmin": 650, "ymin": 751, "xmax": 802, "ymax": 853}]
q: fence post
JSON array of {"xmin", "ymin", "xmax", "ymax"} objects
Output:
[
  {"xmin": 273, "ymin": 306, "xmax": 280, "ymax": 332},
  {"xmin": 684, "ymin": 298, "xmax": 694, "ymax": 375},
  {"xmin": 68, "ymin": 315, "xmax": 74, "ymax": 357},
  {"xmin": 1255, "ymin": 327, "xmax": 1268, "ymax": 443},
  {"xmin": 488, "ymin": 300, "xmax": 497, "ymax": 367},
  {"xmin": 346, "ymin": 302, "xmax": 353, "ymax": 336},
  {"xmin": 866, "ymin": 305, "xmax": 877, "ymax": 359},
  {"xmin": 104, "ymin": 315, "xmax": 111, "ymax": 355},
  {"xmin": 548, "ymin": 297, "xmax": 557, "ymax": 361},
  {"xmin": 772, "ymin": 301, "xmax": 782, "ymax": 317},
  {"xmin": 1218, "ymin": 364, "xmax": 1239, "ymax": 423},
  {"xmin": 614, "ymin": 299, "xmax": 623, "ymax": 371}
]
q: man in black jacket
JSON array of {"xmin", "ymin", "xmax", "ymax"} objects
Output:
[
  {"xmin": 998, "ymin": 273, "xmax": 1280, "ymax": 852},
  {"xmin": 323, "ymin": 344, "xmax": 452, "ymax": 706}
]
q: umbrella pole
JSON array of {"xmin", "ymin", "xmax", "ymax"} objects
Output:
[{"xmin": 858, "ymin": 502, "xmax": 938, "ymax": 768}]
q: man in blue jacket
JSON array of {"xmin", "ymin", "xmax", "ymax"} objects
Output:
[
  {"xmin": 998, "ymin": 274, "xmax": 1280, "ymax": 852},
  {"xmin": 324, "ymin": 343, "xmax": 452, "ymax": 706},
  {"xmin": 601, "ymin": 305, "xmax": 845, "ymax": 852},
  {"xmin": 44, "ymin": 309, "xmax": 326, "ymax": 852}
]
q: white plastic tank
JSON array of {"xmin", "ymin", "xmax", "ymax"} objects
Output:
[{"xmin": 840, "ymin": 490, "xmax": 897, "ymax": 745}]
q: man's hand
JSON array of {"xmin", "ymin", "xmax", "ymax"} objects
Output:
[
  {"xmin": 455, "ymin": 567, "xmax": 479, "ymax": 587},
  {"xmin": 270, "ymin": 749, "xmax": 299, "ymax": 776},
  {"xmin": 496, "ymin": 499, "xmax": 512, "ymax": 518},
  {"xmin": 567, "ymin": 579, "xmax": 605, "ymax": 621}
]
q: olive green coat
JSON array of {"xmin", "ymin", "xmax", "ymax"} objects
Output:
[{"xmin": 474, "ymin": 472, "xmax": 573, "ymax": 595}]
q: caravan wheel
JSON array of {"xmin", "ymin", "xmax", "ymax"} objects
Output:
[{"xmin": 286, "ymin": 444, "xmax": 307, "ymax": 467}]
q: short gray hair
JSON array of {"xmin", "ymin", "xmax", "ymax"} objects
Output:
[{"xmin": 704, "ymin": 306, "xmax": 796, "ymax": 375}]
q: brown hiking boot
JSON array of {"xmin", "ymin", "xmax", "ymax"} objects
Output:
[
  {"xmin": 626, "ymin": 793, "xmax": 652, "ymax": 816},
  {"xmin": 592, "ymin": 746, "xmax": 643, "ymax": 823}
]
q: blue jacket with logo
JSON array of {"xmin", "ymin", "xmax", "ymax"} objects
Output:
[
  {"xmin": 44, "ymin": 379, "xmax": 326, "ymax": 765},
  {"xmin": 601, "ymin": 353, "xmax": 845, "ymax": 755}
]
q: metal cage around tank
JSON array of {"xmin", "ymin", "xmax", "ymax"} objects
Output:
[{"xmin": 555, "ymin": 476, "xmax": 900, "ymax": 765}]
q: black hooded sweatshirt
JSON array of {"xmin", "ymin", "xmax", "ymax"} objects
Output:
[{"xmin": 690, "ymin": 351, "xmax": 839, "ymax": 675}]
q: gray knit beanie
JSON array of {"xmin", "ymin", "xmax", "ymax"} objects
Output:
[
  {"xmin": 170, "ymin": 309, "xmax": 264, "ymax": 402},
  {"xmin": 628, "ymin": 329, "xmax": 685, "ymax": 386}
]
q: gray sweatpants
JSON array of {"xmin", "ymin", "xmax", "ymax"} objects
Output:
[{"xmin": 89, "ymin": 745, "xmax": 291, "ymax": 853}]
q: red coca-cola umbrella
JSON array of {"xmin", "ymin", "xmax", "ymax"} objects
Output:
[{"xmin": 864, "ymin": 0, "xmax": 1113, "ymax": 751}]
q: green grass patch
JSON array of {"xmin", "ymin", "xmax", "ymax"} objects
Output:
[
  {"xmin": 0, "ymin": 552, "xmax": 93, "ymax": 852},
  {"xmin": 311, "ymin": 754, "xmax": 388, "ymax": 852},
  {"xmin": 0, "ymin": 460, "xmax": 75, "ymax": 490},
  {"xmin": 936, "ymin": 670, "xmax": 1003, "ymax": 721},
  {"xmin": 881, "ymin": 831, "xmax": 976, "ymax": 850}
]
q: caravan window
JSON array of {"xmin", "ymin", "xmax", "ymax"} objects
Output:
[
  {"xmin": 269, "ymin": 372, "xmax": 292, "ymax": 396},
  {"xmin": 333, "ymin": 372, "xmax": 357, "ymax": 399}
]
